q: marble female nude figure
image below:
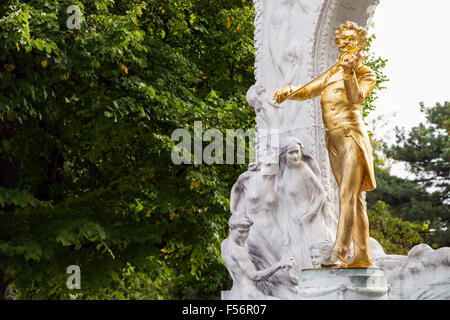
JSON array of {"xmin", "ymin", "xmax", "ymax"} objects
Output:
[{"xmin": 277, "ymin": 137, "xmax": 336, "ymax": 272}]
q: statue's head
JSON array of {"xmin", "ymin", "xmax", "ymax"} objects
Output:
[
  {"xmin": 280, "ymin": 137, "xmax": 304, "ymax": 168},
  {"xmin": 229, "ymin": 215, "xmax": 253, "ymax": 245},
  {"xmin": 334, "ymin": 21, "xmax": 367, "ymax": 54},
  {"xmin": 310, "ymin": 240, "xmax": 334, "ymax": 268},
  {"xmin": 310, "ymin": 240, "xmax": 355, "ymax": 268}
]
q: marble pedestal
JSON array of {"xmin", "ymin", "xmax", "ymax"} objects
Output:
[{"xmin": 296, "ymin": 268, "xmax": 389, "ymax": 300}]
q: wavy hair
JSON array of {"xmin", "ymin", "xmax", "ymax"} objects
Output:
[
  {"xmin": 228, "ymin": 215, "xmax": 253, "ymax": 230},
  {"xmin": 278, "ymin": 137, "xmax": 320, "ymax": 178},
  {"xmin": 334, "ymin": 20, "xmax": 367, "ymax": 50}
]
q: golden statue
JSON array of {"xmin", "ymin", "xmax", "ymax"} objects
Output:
[{"xmin": 273, "ymin": 21, "xmax": 376, "ymax": 268}]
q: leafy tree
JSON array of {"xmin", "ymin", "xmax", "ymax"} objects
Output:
[
  {"xmin": 385, "ymin": 102, "xmax": 449, "ymax": 193},
  {"xmin": 366, "ymin": 103, "xmax": 449, "ymax": 252},
  {"xmin": 376, "ymin": 102, "xmax": 449, "ymax": 247},
  {"xmin": 362, "ymin": 34, "xmax": 389, "ymax": 118},
  {"xmin": 368, "ymin": 201, "xmax": 427, "ymax": 255},
  {"xmin": 367, "ymin": 170, "xmax": 448, "ymax": 247},
  {"xmin": 0, "ymin": 0, "xmax": 255, "ymax": 299}
]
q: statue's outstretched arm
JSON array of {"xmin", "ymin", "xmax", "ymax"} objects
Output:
[
  {"xmin": 229, "ymin": 171, "xmax": 251, "ymax": 215},
  {"xmin": 273, "ymin": 69, "xmax": 330, "ymax": 104},
  {"xmin": 235, "ymin": 251, "xmax": 285, "ymax": 282},
  {"xmin": 230, "ymin": 183, "xmax": 243, "ymax": 215}
]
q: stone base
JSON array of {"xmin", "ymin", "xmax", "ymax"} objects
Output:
[{"xmin": 296, "ymin": 268, "xmax": 389, "ymax": 300}]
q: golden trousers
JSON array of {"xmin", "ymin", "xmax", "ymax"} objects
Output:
[{"xmin": 326, "ymin": 126, "xmax": 372, "ymax": 264}]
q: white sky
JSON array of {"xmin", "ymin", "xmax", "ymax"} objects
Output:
[{"xmin": 367, "ymin": 0, "xmax": 450, "ymax": 177}]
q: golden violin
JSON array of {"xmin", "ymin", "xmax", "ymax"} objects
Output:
[{"xmin": 279, "ymin": 47, "xmax": 368, "ymax": 103}]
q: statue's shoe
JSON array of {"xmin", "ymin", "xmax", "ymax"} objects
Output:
[
  {"xmin": 346, "ymin": 257, "xmax": 372, "ymax": 268},
  {"xmin": 320, "ymin": 251, "xmax": 347, "ymax": 268},
  {"xmin": 320, "ymin": 260, "xmax": 347, "ymax": 268}
]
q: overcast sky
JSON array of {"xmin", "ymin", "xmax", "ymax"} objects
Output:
[{"xmin": 366, "ymin": 0, "xmax": 450, "ymax": 177}]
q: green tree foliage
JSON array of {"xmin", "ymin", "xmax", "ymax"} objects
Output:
[
  {"xmin": 367, "ymin": 170, "xmax": 448, "ymax": 247},
  {"xmin": 385, "ymin": 102, "xmax": 449, "ymax": 193},
  {"xmin": 366, "ymin": 103, "xmax": 449, "ymax": 252},
  {"xmin": 376, "ymin": 102, "xmax": 449, "ymax": 247},
  {"xmin": 0, "ymin": 0, "xmax": 255, "ymax": 299},
  {"xmin": 362, "ymin": 34, "xmax": 389, "ymax": 118},
  {"xmin": 368, "ymin": 201, "xmax": 427, "ymax": 255}
]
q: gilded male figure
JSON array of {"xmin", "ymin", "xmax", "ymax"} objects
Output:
[{"xmin": 273, "ymin": 21, "xmax": 376, "ymax": 268}]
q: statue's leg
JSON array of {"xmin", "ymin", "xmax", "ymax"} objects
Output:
[
  {"xmin": 347, "ymin": 192, "xmax": 372, "ymax": 267},
  {"xmin": 333, "ymin": 149, "xmax": 364, "ymax": 264},
  {"xmin": 322, "ymin": 129, "xmax": 364, "ymax": 267}
]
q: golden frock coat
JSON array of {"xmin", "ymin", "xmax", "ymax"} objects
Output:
[{"xmin": 289, "ymin": 63, "xmax": 377, "ymax": 191}]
